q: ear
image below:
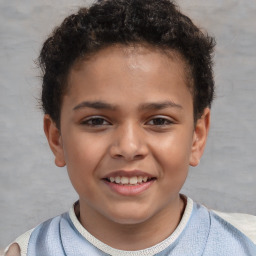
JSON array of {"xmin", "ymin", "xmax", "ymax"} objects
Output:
[
  {"xmin": 44, "ymin": 114, "xmax": 66, "ymax": 167},
  {"xmin": 189, "ymin": 108, "xmax": 210, "ymax": 167}
]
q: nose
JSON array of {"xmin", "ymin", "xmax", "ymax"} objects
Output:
[{"xmin": 109, "ymin": 122, "xmax": 148, "ymax": 161}]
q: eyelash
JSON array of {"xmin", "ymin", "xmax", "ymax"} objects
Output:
[
  {"xmin": 81, "ymin": 117, "xmax": 111, "ymax": 127},
  {"xmin": 146, "ymin": 117, "xmax": 173, "ymax": 126},
  {"xmin": 80, "ymin": 116, "xmax": 174, "ymax": 128}
]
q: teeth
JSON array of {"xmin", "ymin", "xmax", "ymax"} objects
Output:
[
  {"xmin": 115, "ymin": 176, "xmax": 121, "ymax": 183},
  {"xmin": 137, "ymin": 176, "xmax": 143, "ymax": 183},
  {"xmin": 129, "ymin": 176, "xmax": 138, "ymax": 185},
  {"xmin": 143, "ymin": 176, "xmax": 148, "ymax": 182},
  {"xmin": 108, "ymin": 176, "xmax": 151, "ymax": 185},
  {"xmin": 121, "ymin": 177, "xmax": 129, "ymax": 184}
]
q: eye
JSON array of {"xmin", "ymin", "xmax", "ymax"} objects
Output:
[
  {"xmin": 146, "ymin": 117, "xmax": 173, "ymax": 126},
  {"xmin": 81, "ymin": 116, "xmax": 111, "ymax": 126}
]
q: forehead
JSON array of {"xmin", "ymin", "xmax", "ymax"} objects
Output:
[
  {"xmin": 66, "ymin": 45, "xmax": 193, "ymax": 107},
  {"xmin": 76, "ymin": 45, "xmax": 188, "ymax": 71}
]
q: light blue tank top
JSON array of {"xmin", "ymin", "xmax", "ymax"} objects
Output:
[{"xmin": 26, "ymin": 201, "xmax": 256, "ymax": 255}]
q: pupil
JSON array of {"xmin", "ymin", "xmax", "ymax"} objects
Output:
[
  {"xmin": 92, "ymin": 118, "xmax": 103, "ymax": 125},
  {"xmin": 154, "ymin": 118, "xmax": 165, "ymax": 125}
]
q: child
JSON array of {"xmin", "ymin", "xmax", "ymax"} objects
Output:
[{"xmin": 5, "ymin": 0, "xmax": 256, "ymax": 255}]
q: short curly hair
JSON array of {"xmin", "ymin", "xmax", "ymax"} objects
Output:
[{"xmin": 39, "ymin": 0, "xmax": 215, "ymax": 128}]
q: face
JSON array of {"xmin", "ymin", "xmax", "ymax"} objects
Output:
[{"xmin": 45, "ymin": 45, "xmax": 209, "ymax": 227}]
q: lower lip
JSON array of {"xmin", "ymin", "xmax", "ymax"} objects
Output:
[{"xmin": 103, "ymin": 180, "xmax": 155, "ymax": 196}]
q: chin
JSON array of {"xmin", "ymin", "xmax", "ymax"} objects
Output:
[
  {"xmin": 114, "ymin": 216, "xmax": 148, "ymax": 225},
  {"xmin": 106, "ymin": 207, "xmax": 153, "ymax": 225}
]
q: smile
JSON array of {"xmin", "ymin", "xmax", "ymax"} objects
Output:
[
  {"xmin": 106, "ymin": 176, "xmax": 155, "ymax": 185},
  {"xmin": 102, "ymin": 171, "xmax": 156, "ymax": 196}
]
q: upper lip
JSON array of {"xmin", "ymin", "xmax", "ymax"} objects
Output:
[{"xmin": 103, "ymin": 170, "xmax": 155, "ymax": 179}]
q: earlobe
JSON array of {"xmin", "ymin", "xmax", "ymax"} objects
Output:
[
  {"xmin": 189, "ymin": 108, "xmax": 210, "ymax": 167},
  {"xmin": 44, "ymin": 115, "xmax": 66, "ymax": 167}
]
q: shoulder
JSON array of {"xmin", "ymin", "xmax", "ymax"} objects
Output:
[
  {"xmin": 4, "ymin": 228, "xmax": 34, "ymax": 256},
  {"xmin": 212, "ymin": 210, "xmax": 256, "ymax": 244},
  {"xmin": 4, "ymin": 212, "xmax": 69, "ymax": 256},
  {"xmin": 190, "ymin": 202, "xmax": 256, "ymax": 255}
]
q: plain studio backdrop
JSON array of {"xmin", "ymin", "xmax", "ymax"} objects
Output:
[{"xmin": 0, "ymin": 0, "xmax": 255, "ymax": 249}]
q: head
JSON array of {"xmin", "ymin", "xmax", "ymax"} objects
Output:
[
  {"xmin": 41, "ymin": 0, "xmax": 215, "ymax": 230},
  {"xmin": 39, "ymin": 0, "xmax": 215, "ymax": 128}
]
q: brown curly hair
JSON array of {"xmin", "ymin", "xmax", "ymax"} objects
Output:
[{"xmin": 39, "ymin": 0, "xmax": 215, "ymax": 128}]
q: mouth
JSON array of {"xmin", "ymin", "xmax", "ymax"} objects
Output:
[
  {"xmin": 102, "ymin": 170, "xmax": 156, "ymax": 196},
  {"xmin": 104, "ymin": 176, "xmax": 156, "ymax": 186}
]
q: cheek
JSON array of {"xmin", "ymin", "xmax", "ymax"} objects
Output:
[
  {"xmin": 62, "ymin": 134, "xmax": 107, "ymax": 192},
  {"xmin": 153, "ymin": 131, "xmax": 193, "ymax": 166},
  {"xmin": 151, "ymin": 131, "xmax": 193, "ymax": 186},
  {"xmin": 62, "ymin": 132, "xmax": 108, "ymax": 167}
]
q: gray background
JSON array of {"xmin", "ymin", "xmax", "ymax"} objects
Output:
[{"xmin": 0, "ymin": 0, "xmax": 255, "ymax": 248}]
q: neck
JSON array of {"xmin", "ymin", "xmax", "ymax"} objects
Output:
[{"xmin": 76, "ymin": 195, "xmax": 186, "ymax": 250}]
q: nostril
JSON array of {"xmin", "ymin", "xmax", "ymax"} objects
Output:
[
  {"xmin": 115, "ymin": 154, "xmax": 123, "ymax": 158},
  {"xmin": 134, "ymin": 154, "xmax": 144, "ymax": 160},
  {"xmin": 109, "ymin": 142, "xmax": 148, "ymax": 161}
]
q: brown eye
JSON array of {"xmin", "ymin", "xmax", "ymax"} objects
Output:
[
  {"xmin": 147, "ymin": 117, "xmax": 172, "ymax": 126},
  {"xmin": 81, "ymin": 117, "xmax": 111, "ymax": 126}
]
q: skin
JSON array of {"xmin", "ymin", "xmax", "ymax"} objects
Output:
[
  {"xmin": 43, "ymin": 45, "xmax": 210, "ymax": 250},
  {"xmin": 5, "ymin": 243, "xmax": 20, "ymax": 256}
]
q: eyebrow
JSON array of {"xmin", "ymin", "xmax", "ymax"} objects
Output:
[
  {"xmin": 73, "ymin": 100, "xmax": 182, "ymax": 111},
  {"xmin": 73, "ymin": 101, "xmax": 117, "ymax": 111},
  {"xmin": 139, "ymin": 101, "xmax": 183, "ymax": 111}
]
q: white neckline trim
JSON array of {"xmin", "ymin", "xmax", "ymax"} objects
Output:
[{"xmin": 69, "ymin": 197, "xmax": 194, "ymax": 256}]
